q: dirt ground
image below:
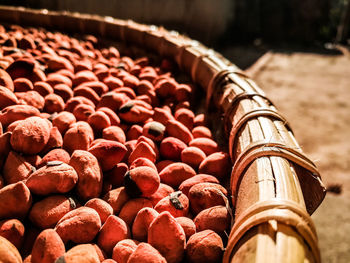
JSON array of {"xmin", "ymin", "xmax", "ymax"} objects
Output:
[{"xmin": 220, "ymin": 46, "xmax": 350, "ymax": 262}]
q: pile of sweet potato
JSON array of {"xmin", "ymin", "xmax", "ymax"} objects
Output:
[{"xmin": 0, "ymin": 23, "xmax": 232, "ymax": 263}]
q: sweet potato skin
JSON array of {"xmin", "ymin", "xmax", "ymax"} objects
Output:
[
  {"xmin": 0, "ymin": 181, "xmax": 32, "ymax": 219},
  {"xmin": 54, "ymin": 207, "xmax": 101, "ymax": 244},
  {"xmin": 148, "ymin": 211, "xmax": 186, "ymax": 263},
  {"xmin": 185, "ymin": 230, "xmax": 224, "ymax": 263},
  {"xmin": 31, "ymin": 229, "xmax": 65, "ymax": 263}
]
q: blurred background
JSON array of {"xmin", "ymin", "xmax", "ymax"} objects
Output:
[
  {"xmin": 1, "ymin": 0, "xmax": 350, "ymax": 262},
  {"xmin": 1, "ymin": 0, "xmax": 347, "ymax": 45}
]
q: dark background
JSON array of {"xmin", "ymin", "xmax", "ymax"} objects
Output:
[{"xmin": 0, "ymin": 0, "xmax": 345, "ymax": 46}]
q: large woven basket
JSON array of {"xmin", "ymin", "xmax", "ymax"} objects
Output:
[{"xmin": 0, "ymin": 6, "xmax": 326, "ymax": 262}]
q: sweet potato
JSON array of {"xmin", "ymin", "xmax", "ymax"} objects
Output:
[
  {"xmin": 0, "ymin": 182, "xmax": 32, "ymax": 219},
  {"xmin": 13, "ymin": 78, "xmax": 33, "ymax": 92},
  {"xmin": 119, "ymin": 101, "xmax": 153, "ymax": 123},
  {"xmin": 189, "ymin": 137, "xmax": 219, "ymax": 155},
  {"xmin": 63, "ymin": 121, "xmax": 94, "ymax": 153},
  {"xmin": 178, "ymin": 174, "xmax": 220, "ymax": 196},
  {"xmin": 52, "ymin": 111, "xmax": 76, "ymax": 135},
  {"xmin": 124, "ymin": 166, "xmax": 160, "ymax": 198},
  {"xmin": 97, "ymin": 215, "xmax": 131, "ymax": 255},
  {"xmin": 159, "ymin": 162, "xmax": 196, "ymax": 188},
  {"xmin": 26, "ymin": 162, "xmax": 78, "ymax": 195},
  {"xmin": 88, "ymin": 139, "xmax": 127, "ymax": 171},
  {"xmin": 3, "ymin": 151, "xmax": 33, "ymax": 184},
  {"xmin": 15, "ymin": 90, "xmax": 45, "ymax": 110},
  {"xmin": 122, "ymin": 74, "xmax": 139, "ymax": 88},
  {"xmin": 55, "ymin": 207, "xmax": 101, "ymax": 243},
  {"xmin": 0, "ymin": 219, "xmax": 25, "ymax": 250},
  {"xmin": 139, "ymin": 69, "xmax": 158, "ymax": 83},
  {"xmin": 85, "ymin": 198, "xmax": 113, "ymax": 224},
  {"xmin": 129, "ymin": 157, "xmax": 157, "ymax": 171},
  {"xmin": 175, "ymin": 84, "xmax": 192, "ymax": 102},
  {"xmin": 0, "ymin": 236, "xmax": 22, "ymax": 263},
  {"xmin": 73, "ymin": 102, "xmax": 95, "ymax": 122},
  {"xmin": 160, "ymin": 137, "xmax": 187, "ymax": 161},
  {"xmin": 127, "ymin": 243, "xmax": 167, "ymax": 263},
  {"xmin": 29, "ymin": 195, "xmax": 77, "ymax": 229},
  {"xmin": 97, "ymin": 107, "xmax": 121, "ymax": 126},
  {"xmin": 97, "ymin": 91, "xmax": 129, "ymax": 112},
  {"xmin": 175, "ymin": 217, "xmax": 196, "ymax": 240},
  {"xmin": 194, "ymin": 205, "xmax": 231, "ymax": 234},
  {"xmin": 132, "ymin": 207, "xmax": 159, "ymax": 242},
  {"xmin": 0, "ymin": 86, "xmax": 18, "ymax": 109},
  {"xmin": 198, "ymin": 152, "xmax": 231, "ymax": 180},
  {"xmin": 103, "ymin": 76, "xmax": 123, "ymax": 90},
  {"xmin": 148, "ymin": 183, "xmax": 174, "ymax": 206},
  {"xmin": 113, "ymin": 87, "xmax": 136, "ymax": 99},
  {"xmin": 47, "ymin": 56, "xmax": 74, "ymax": 72},
  {"xmin": 74, "ymin": 86, "xmax": 100, "ymax": 106},
  {"xmin": 0, "ymin": 105, "xmax": 40, "ymax": 127},
  {"xmin": 142, "ymin": 121, "xmax": 165, "ymax": 141},
  {"xmin": 174, "ymin": 108, "xmax": 195, "ymax": 130},
  {"xmin": 10, "ymin": 116, "xmax": 51, "ymax": 154},
  {"xmin": 33, "ymin": 81, "xmax": 53, "ymax": 97},
  {"xmin": 56, "ymin": 244, "xmax": 100, "ymax": 263},
  {"xmin": 31, "ymin": 229, "xmax": 65, "ymax": 263},
  {"xmin": 40, "ymin": 126, "xmax": 63, "ymax": 153},
  {"xmin": 75, "ymin": 81, "xmax": 108, "ymax": 96},
  {"xmin": 192, "ymin": 126, "xmax": 213, "ymax": 139},
  {"xmin": 38, "ymin": 148, "xmax": 70, "ymax": 168},
  {"xmin": 0, "ymin": 68, "xmax": 14, "ymax": 92},
  {"xmin": 128, "ymin": 141, "xmax": 157, "ymax": 164},
  {"xmin": 112, "ymin": 239, "xmax": 139, "ymax": 263},
  {"xmin": 185, "ymin": 230, "xmax": 223, "ymax": 263},
  {"xmin": 95, "ymin": 69, "xmax": 109, "ymax": 82},
  {"xmin": 152, "ymin": 107, "xmax": 174, "ymax": 125},
  {"xmin": 136, "ymin": 79, "xmax": 154, "ymax": 93},
  {"xmin": 73, "ymin": 70, "xmax": 98, "ymax": 86},
  {"xmin": 118, "ymin": 198, "xmax": 153, "ymax": 226},
  {"xmin": 103, "ymin": 187, "xmax": 130, "ymax": 214},
  {"xmin": 154, "ymin": 191, "xmax": 189, "ymax": 218},
  {"xmin": 126, "ymin": 124, "xmax": 143, "ymax": 140},
  {"xmin": 65, "ymin": 96, "xmax": 95, "ymax": 113},
  {"xmin": 148, "ymin": 211, "xmax": 186, "ymax": 263},
  {"xmin": 136, "ymin": 136, "xmax": 159, "ymax": 159},
  {"xmin": 181, "ymin": 146, "xmax": 206, "ymax": 169},
  {"xmin": 17, "ymin": 35, "xmax": 36, "ymax": 49},
  {"xmin": 154, "ymin": 78, "xmax": 177, "ymax": 98},
  {"xmin": 166, "ymin": 119, "xmax": 193, "ymax": 144},
  {"xmin": 54, "ymin": 83, "xmax": 74, "ymax": 102},
  {"xmin": 69, "ymin": 150, "xmax": 103, "ymax": 200},
  {"xmin": 102, "ymin": 125, "xmax": 126, "ymax": 143},
  {"xmin": 188, "ymin": 183, "xmax": 228, "ymax": 214},
  {"xmin": 193, "ymin": 113, "xmax": 206, "ymax": 127},
  {"xmin": 44, "ymin": 93, "xmax": 65, "ymax": 113}
]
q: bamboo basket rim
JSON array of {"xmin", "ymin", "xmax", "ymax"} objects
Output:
[{"xmin": 0, "ymin": 5, "xmax": 326, "ymax": 263}]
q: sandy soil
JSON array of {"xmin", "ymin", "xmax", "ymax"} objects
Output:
[{"xmin": 221, "ymin": 47, "xmax": 350, "ymax": 262}]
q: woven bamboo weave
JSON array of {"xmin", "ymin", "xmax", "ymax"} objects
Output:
[{"xmin": 0, "ymin": 6, "xmax": 326, "ymax": 263}]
